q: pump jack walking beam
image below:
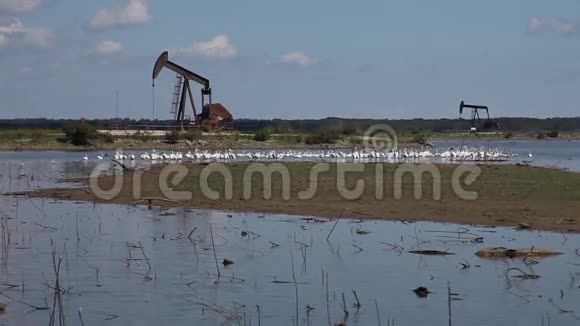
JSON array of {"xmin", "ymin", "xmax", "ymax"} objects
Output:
[
  {"xmin": 459, "ymin": 101, "xmax": 490, "ymax": 119},
  {"xmin": 459, "ymin": 100, "xmax": 491, "ymax": 127}
]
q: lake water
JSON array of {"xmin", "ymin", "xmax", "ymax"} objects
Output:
[
  {"xmin": 1, "ymin": 141, "xmax": 580, "ymax": 325},
  {"xmin": 1, "ymin": 139, "xmax": 579, "ymax": 172},
  {"xmin": 432, "ymin": 139, "xmax": 580, "ymax": 172}
]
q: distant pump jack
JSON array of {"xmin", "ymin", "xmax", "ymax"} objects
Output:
[{"xmin": 459, "ymin": 100, "xmax": 499, "ymax": 131}]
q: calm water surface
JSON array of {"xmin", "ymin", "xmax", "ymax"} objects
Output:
[
  {"xmin": 432, "ymin": 139, "xmax": 580, "ymax": 172},
  {"xmin": 0, "ymin": 139, "xmax": 579, "ymax": 171}
]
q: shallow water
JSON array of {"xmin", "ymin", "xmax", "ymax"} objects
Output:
[
  {"xmin": 1, "ymin": 198, "xmax": 580, "ymax": 326},
  {"xmin": 0, "ymin": 146, "xmax": 579, "ymax": 325},
  {"xmin": 1, "ymin": 139, "xmax": 579, "ymax": 172},
  {"xmin": 432, "ymin": 139, "xmax": 580, "ymax": 172}
]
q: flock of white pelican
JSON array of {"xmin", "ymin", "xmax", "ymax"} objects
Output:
[{"xmin": 82, "ymin": 147, "xmax": 524, "ymax": 163}]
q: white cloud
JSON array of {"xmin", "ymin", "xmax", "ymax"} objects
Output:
[
  {"xmin": 22, "ymin": 28, "xmax": 53, "ymax": 48},
  {"xmin": 0, "ymin": 18, "xmax": 54, "ymax": 50},
  {"xmin": 172, "ymin": 34, "xmax": 238, "ymax": 59},
  {"xmin": 0, "ymin": 0, "xmax": 42, "ymax": 14},
  {"xmin": 0, "ymin": 17, "xmax": 22, "ymax": 34},
  {"xmin": 279, "ymin": 51, "xmax": 316, "ymax": 67},
  {"xmin": 528, "ymin": 17, "xmax": 579, "ymax": 36},
  {"xmin": 93, "ymin": 40, "xmax": 123, "ymax": 56},
  {"xmin": 88, "ymin": 0, "xmax": 151, "ymax": 31}
]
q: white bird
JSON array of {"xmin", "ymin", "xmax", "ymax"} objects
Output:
[
  {"xmin": 99, "ymin": 146, "xmax": 515, "ymax": 165},
  {"xmin": 97, "ymin": 154, "xmax": 103, "ymax": 160},
  {"xmin": 82, "ymin": 154, "xmax": 88, "ymax": 161}
]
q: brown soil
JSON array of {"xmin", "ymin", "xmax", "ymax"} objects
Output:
[
  {"xmin": 0, "ymin": 138, "xmax": 353, "ymax": 152},
  {"xmin": 28, "ymin": 162, "xmax": 580, "ymax": 233}
]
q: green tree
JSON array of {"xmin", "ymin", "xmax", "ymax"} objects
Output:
[
  {"xmin": 181, "ymin": 128, "xmax": 202, "ymax": 141},
  {"xmin": 164, "ymin": 130, "xmax": 180, "ymax": 144},
  {"xmin": 547, "ymin": 130, "xmax": 559, "ymax": 138},
  {"xmin": 304, "ymin": 129, "xmax": 341, "ymax": 144},
  {"xmin": 62, "ymin": 122, "xmax": 97, "ymax": 146},
  {"xmin": 254, "ymin": 129, "xmax": 272, "ymax": 142}
]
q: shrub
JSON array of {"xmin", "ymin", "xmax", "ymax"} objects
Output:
[
  {"xmin": 547, "ymin": 130, "xmax": 559, "ymax": 138},
  {"xmin": 304, "ymin": 135, "xmax": 320, "ymax": 145},
  {"xmin": 254, "ymin": 129, "xmax": 272, "ymax": 142},
  {"xmin": 101, "ymin": 132, "xmax": 115, "ymax": 143},
  {"xmin": 341, "ymin": 126, "xmax": 358, "ymax": 136},
  {"xmin": 350, "ymin": 136, "xmax": 363, "ymax": 145},
  {"xmin": 181, "ymin": 128, "xmax": 202, "ymax": 141},
  {"xmin": 411, "ymin": 133, "xmax": 428, "ymax": 145},
  {"xmin": 536, "ymin": 133, "xmax": 546, "ymax": 140},
  {"xmin": 320, "ymin": 129, "xmax": 341, "ymax": 143},
  {"xmin": 482, "ymin": 120, "xmax": 499, "ymax": 130},
  {"xmin": 62, "ymin": 122, "xmax": 97, "ymax": 146},
  {"xmin": 164, "ymin": 130, "xmax": 180, "ymax": 144},
  {"xmin": 304, "ymin": 129, "xmax": 340, "ymax": 145},
  {"xmin": 504, "ymin": 132, "xmax": 513, "ymax": 139},
  {"xmin": 276, "ymin": 134, "xmax": 302, "ymax": 144},
  {"xmin": 129, "ymin": 131, "xmax": 150, "ymax": 143},
  {"xmin": 30, "ymin": 129, "xmax": 43, "ymax": 143}
]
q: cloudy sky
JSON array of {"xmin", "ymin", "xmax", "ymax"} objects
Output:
[{"xmin": 0, "ymin": 0, "xmax": 579, "ymax": 119}]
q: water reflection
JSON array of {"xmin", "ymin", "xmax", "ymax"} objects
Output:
[{"xmin": 0, "ymin": 198, "xmax": 579, "ymax": 325}]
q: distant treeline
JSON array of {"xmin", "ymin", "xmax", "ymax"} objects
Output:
[{"xmin": 1, "ymin": 117, "xmax": 580, "ymax": 133}]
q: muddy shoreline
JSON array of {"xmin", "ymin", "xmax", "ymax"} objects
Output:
[
  {"xmin": 25, "ymin": 162, "xmax": 580, "ymax": 233},
  {"xmin": 3, "ymin": 132, "xmax": 578, "ymax": 152},
  {"xmin": 0, "ymin": 140, "xmax": 358, "ymax": 152}
]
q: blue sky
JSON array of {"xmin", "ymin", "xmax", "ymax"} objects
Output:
[{"xmin": 0, "ymin": 0, "xmax": 579, "ymax": 119}]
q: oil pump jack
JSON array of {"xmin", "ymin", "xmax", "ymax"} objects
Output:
[
  {"xmin": 459, "ymin": 100, "xmax": 499, "ymax": 131},
  {"xmin": 152, "ymin": 51, "xmax": 233, "ymax": 130}
]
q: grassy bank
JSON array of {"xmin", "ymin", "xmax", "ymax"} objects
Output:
[
  {"xmin": 2, "ymin": 128, "xmax": 580, "ymax": 152},
  {"xmin": 31, "ymin": 162, "xmax": 580, "ymax": 232},
  {"xmin": 0, "ymin": 129, "xmax": 327, "ymax": 151}
]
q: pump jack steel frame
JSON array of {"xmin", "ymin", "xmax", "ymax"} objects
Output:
[{"xmin": 152, "ymin": 51, "xmax": 212, "ymax": 129}]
